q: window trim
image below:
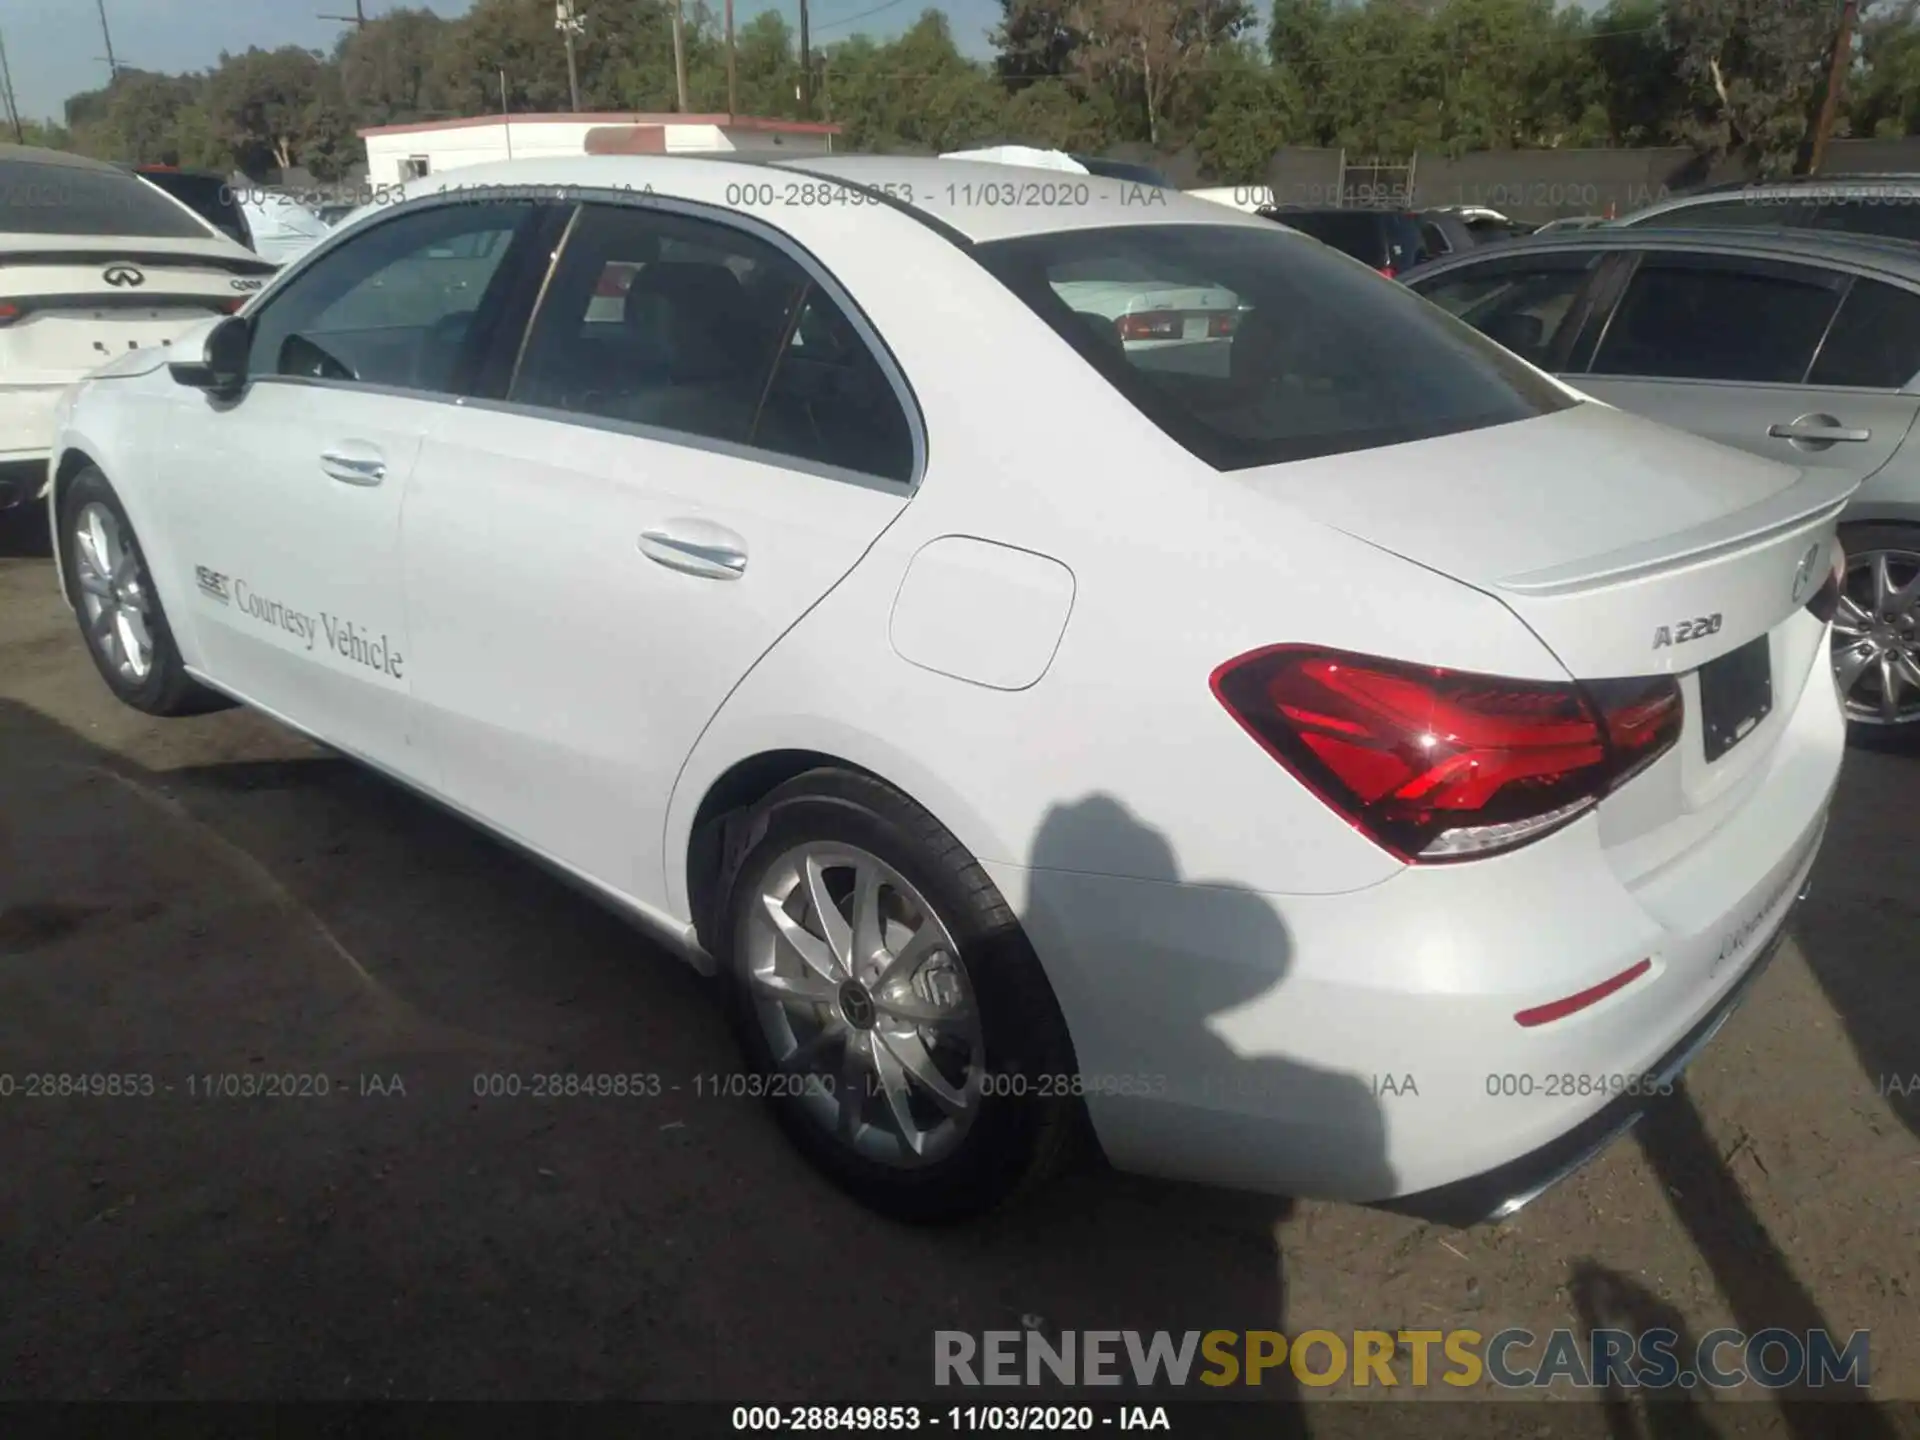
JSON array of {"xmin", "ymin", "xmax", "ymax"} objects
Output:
[
  {"xmin": 239, "ymin": 191, "xmax": 554, "ymax": 406},
  {"xmin": 1804, "ymin": 273, "xmax": 1920, "ymax": 393},
  {"xmin": 1583, "ymin": 249, "xmax": 1851, "ymax": 387},
  {"xmin": 498, "ymin": 188, "xmax": 928, "ymax": 493}
]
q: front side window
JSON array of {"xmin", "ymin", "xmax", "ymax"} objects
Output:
[
  {"xmin": 508, "ymin": 202, "xmax": 914, "ymax": 483},
  {"xmin": 246, "ymin": 200, "xmax": 535, "ymax": 393},
  {"xmin": 0, "ymin": 157, "xmax": 210, "ymax": 238},
  {"xmin": 976, "ymin": 223, "xmax": 1576, "ymax": 471},
  {"xmin": 1808, "ymin": 279, "xmax": 1920, "ymax": 389},
  {"xmin": 1591, "ymin": 256, "xmax": 1842, "ymax": 384},
  {"xmin": 1411, "ymin": 256, "xmax": 1600, "ymax": 370}
]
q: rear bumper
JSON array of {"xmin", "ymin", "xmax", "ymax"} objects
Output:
[
  {"xmin": 1378, "ymin": 869, "xmax": 1809, "ymax": 1227},
  {"xmin": 0, "ymin": 459, "xmax": 49, "ymax": 511}
]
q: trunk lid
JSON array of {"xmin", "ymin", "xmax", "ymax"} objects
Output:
[
  {"xmin": 1, "ymin": 245, "xmax": 271, "ymax": 385},
  {"xmin": 1239, "ymin": 401, "xmax": 1853, "ymax": 890},
  {"xmin": 1238, "ymin": 402, "xmax": 1854, "ymax": 678}
]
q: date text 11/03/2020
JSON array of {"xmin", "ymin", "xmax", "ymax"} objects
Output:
[{"xmin": 732, "ymin": 1406, "xmax": 1173, "ymax": 1432}]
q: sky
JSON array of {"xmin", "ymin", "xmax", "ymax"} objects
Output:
[{"xmin": 0, "ymin": 0, "xmax": 1610, "ymax": 126}]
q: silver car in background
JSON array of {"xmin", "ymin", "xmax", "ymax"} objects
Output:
[{"xmin": 1402, "ymin": 227, "xmax": 1920, "ymax": 732}]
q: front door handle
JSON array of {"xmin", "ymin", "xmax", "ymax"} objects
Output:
[
  {"xmin": 320, "ymin": 449, "xmax": 387, "ymax": 486},
  {"xmin": 1768, "ymin": 414, "xmax": 1871, "ymax": 446},
  {"xmin": 639, "ymin": 521, "xmax": 748, "ymax": 580}
]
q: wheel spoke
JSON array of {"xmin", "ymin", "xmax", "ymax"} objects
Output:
[
  {"xmin": 77, "ymin": 570, "xmax": 112, "ymax": 598},
  {"xmin": 1835, "ymin": 595, "xmax": 1874, "ymax": 634},
  {"xmin": 116, "ymin": 612, "xmax": 149, "ymax": 677},
  {"xmin": 874, "ymin": 1028, "xmax": 970, "ymax": 1117},
  {"xmin": 873, "ymin": 924, "xmax": 941, "ymax": 992},
  {"xmin": 1881, "ymin": 653, "xmax": 1903, "ymax": 722},
  {"xmin": 835, "ymin": 1033, "xmax": 868, "ymax": 1139},
  {"xmin": 869, "ymin": 1032, "xmax": 926, "ymax": 1155},
  {"xmin": 763, "ymin": 892, "xmax": 840, "ymax": 985},
  {"xmin": 88, "ymin": 510, "xmax": 121, "ymax": 580},
  {"xmin": 777, "ymin": 1022, "xmax": 839, "ymax": 1075},
  {"xmin": 1895, "ymin": 650, "xmax": 1920, "ymax": 694},
  {"xmin": 805, "ymin": 855, "xmax": 853, "ymax": 973},
  {"xmin": 874, "ymin": 989, "xmax": 974, "ymax": 1029},
  {"xmin": 850, "ymin": 862, "xmax": 885, "ymax": 976},
  {"xmin": 74, "ymin": 522, "xmax": 108, "ymax": 583},
  {"xmin": 1834, "ymin": 641, "xmax": 1877, "ymax": 697},
  {"xmin": 751, "ymin": 965, "xmax": 840, "ymax": 1008}
]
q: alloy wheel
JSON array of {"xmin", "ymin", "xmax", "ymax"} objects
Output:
[
  {"xmin": 1832, "ymin": 548, "xmax": 1920, "ymax": 726},
  {"xmin": 72, "ymin": 501, "xmax": 155, "ymax": 684},
  {"xmin": 744, "ymin": 842, "xmax": 984, "ymax": 1167}
]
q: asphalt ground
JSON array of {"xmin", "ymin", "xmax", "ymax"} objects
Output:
[{"xmin": 1, "ymin": 503, "xmax": 1915, "ymax": 1422}]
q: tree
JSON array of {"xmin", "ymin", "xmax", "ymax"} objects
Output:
[
  {"xmin": 1064, "ymin": 0, "xmax": 1251, "ymax": 145},
  {"xmin": 202, "ymin": 46, "xmax": 341, "ymax": 175},
  {"xmin": 1589, "ymin": 0, "xmax": 1689, "ymax": 146},
  {"xmin": 822, "ymin": 15, "xmax": 1006, "ymax": 152},
  {"xmin": 1192, "ymin": 42, "xmax": 1300, "ymax": 178},
  {"xmin": 338, "ymin": 7, "xmax": 454, "ymax": 126},
  {"xmin": 1666, "ymin": 0, "xmax": 1846, "ymax": 176},
  {"xmin": 1851, "ymin": 0, "xmax": 1920, "ymax": 137}
]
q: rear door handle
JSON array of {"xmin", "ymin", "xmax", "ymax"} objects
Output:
[
  {"xmin": 1768, "ymin": 416, "xmax": 1871, "ymax": 444},
  {"xmin": 639, "ymin": 521, "xmax": 748, "ymax": 580},
  {"xmin": 320, "ymin": 448, "xmax": 387, "ymax": 485}
]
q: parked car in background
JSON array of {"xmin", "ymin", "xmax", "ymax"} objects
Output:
[
  {"xmin": 234, "ymin": 190, "xmax": 334, "ymax": 266},
  {"xmin": 1258, "ymin": 206, "xmax": 1429, "ymax": 276},
  {"xmin": 130, "ymin": 165, "xmax": 252, "ymax": 250},
  {"xmin": 1414, "ymin": 206, "xmax": 1533, "ymax": 258},
  {"xmin": 1403, "ymin": 226, "xmax": 1920, "ymax": 730},
  {"xmin": 46, "ymin": 154, "xmax": 1844, "ymax": 1225},
  {"xmin": 1615, "ymin": 175, "xmax": 1920, "ymax": 244},
  {"xmin": 1533, "ymin": 215, "xmax": 1610, "ymax": 236},
  {"xmin": 0, "ymin": 144, "xmax": 276, "ymax": 511}
]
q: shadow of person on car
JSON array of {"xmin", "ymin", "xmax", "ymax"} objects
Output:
[
  {"xmin": 1634, "ymin": 1086, "xmax": 1894, "ymax": 1440},
  {"xmin": 954, "ymin": 793, "xmax": 1395, "ymax": 1418}
]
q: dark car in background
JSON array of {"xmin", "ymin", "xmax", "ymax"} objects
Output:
[
  {"xmin": 1258, "ymin": 206, "xmax": 1429, "ymax": 276},
  {"xmin": 1415, "ymin": 206, "xmax": 1535, "ymax": 258},
  {"xmin": 128, "ymin": 164, "xmax": 252, "ymax": 250}
]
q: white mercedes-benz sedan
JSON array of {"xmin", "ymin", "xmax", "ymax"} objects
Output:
[{"xmin": 47, "ymin": 155, "xmax": 1849, "ymax": 1223}]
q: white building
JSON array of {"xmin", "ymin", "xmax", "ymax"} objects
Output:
[{"xmin": 360, "ymin": 113, "xmax": 842, "ymax": 189}]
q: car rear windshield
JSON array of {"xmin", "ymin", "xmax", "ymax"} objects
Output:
[
  {"xmin": 0, "ymin": 157, "xmax": 210, "ymax": 238},
  {"xmin": 137, "ymin": 170, "xmax": 248, "ymax": 246},
  {"xmin": 974, "ymin": 223, "xmax": 1576, "ymax": 470}
]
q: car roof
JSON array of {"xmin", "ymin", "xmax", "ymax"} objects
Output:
[
  {"xmin": 1, "ymin": 143, "xmax": 138, "ymax": 175},
  {"xmin": 1401, "ymin": 223, "xmax": 1920, "ymax": 284},
  {"xmin": 368, "ymin": 153, "xmax": 1271, "ymax": 246}
]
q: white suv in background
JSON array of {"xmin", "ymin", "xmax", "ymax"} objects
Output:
[{"xmin": 1, "ymin": 144, "xmax": 278, "ymax": 511}]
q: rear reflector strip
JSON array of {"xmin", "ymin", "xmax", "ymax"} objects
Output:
[{"xmin": 1513, "ymin": 957, "xmax": 1652, "ymax": 1027}]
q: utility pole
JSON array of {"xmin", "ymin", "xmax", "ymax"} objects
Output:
[
  {"xmin": 556, "ymin": 0, "xmax": 583, "ymax": 113},
  {"xmin": 724, "ymin": 0, "xmax": 737, "ymax": 121},
  {"xmin": 0, "ymin": 22, "xmax": 25, "ymax": 143},
  {"xmin": 670, "ymin": 0, "xmax": 689, "ymax": 112},
  {"xmin": 95, "ymin": 0, "xmax": 120, "ymax": 80},
  {"xmin": 318, "ymin": 0, "xmax": 369, "ymax": 27},
  {"xmin": 1809, "ymin": 0, "xmax": 1859, "ymax": 175},
  {"xmin": 797, "ymin": 0, "xmax": 811, "ymax": 118}
]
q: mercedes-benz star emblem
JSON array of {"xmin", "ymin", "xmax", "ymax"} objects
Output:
[
  {"xmin": 1791, "ymin": 542, "xmax": 1824, "ymax": 606},
  {"xmin": 837, "ymin": 981, "xmax": 876, "ymax": 1031},
  {"xmin": 102, "ymin": 265, "xmax": 146, "ymax": 288}
]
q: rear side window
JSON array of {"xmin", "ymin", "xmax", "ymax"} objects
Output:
[
  {"xmin": 1808, "ymin": 279, "xmax": 1920, "ymax": 389},
  {"xmin": 136, "ymin": 170, "xmax": 247, "ymax": 247},
  {"xmin": 0, "ymin": 157, "xmax": 209, "ymax": 238},
  {"xmin": 1410, "ymin": 256, "xmax": 1600, "ymax": 370},
  {"xmin": 1804, "ymin": 200, "xmax": 1920, "ymax": 243},
  {"xmin": 1591, "ymin": 257, "xmax": 1841, "ymax": 383},
  {"xmin": 510, "ymin": 203, "xmax": 915, "ymax": 483},
  {"xmin": 975, "ymin": 223, "xmax": 1575, "ymax": 471}
]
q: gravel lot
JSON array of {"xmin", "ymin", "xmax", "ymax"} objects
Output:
[{"xmin": 2, "ymin": 503, "xmax": 1915, "ymax": 1415}]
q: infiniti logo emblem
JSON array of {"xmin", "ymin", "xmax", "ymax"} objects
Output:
[
  {"xmin": 102, "ymin": 265, "xmax": 146, "ymax": 288},
  {"xmin": 1791, "ymin": 542, "xmax": 1824, "ymax": 606}
]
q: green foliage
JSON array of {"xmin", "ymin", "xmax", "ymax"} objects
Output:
[{"xmin": 29, "ymin": 0, "xmax": 1920, "ymax": 186}]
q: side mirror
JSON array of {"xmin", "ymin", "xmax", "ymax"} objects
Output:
[{"xmin": 169, "ymin": 315, "xmax": 251, "ymax": 397}]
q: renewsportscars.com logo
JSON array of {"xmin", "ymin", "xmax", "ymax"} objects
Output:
[{"xmin": 934, "ymin": 1328, "xmax": 1871, "ymax": 1391}]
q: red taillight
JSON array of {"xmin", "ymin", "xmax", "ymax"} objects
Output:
[
  {"xmin": 1115, "ymin": 311, "xmax": 1184, "ymax": 342},
  {"xmin": 1806, "ymin": 540, "xmax": 1846, "ymax": 625},
  {"xmin": 1209, "ymin": 646, "xmax": 1684, "ymax": 862},
  {"xmin": 1208, "ymin": 310, "xmax": 1243, "ymax": 338},
  {"xmin": 0, "ymin": 302, "xmax": 18, "ymax": 326},
  {"xmin": 1377, "ymin": 265, "xmax": 1397, "ymax": 279},
  {"xmin": 220, "ymin": 297, "xmax": 247, "ymax": 314}
]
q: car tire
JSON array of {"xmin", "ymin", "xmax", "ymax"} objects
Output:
[
  {"xmin": 715, "ymin": 767, "xmax": 1083, "ymax": 1222},
  {"xmin": 57, "ymin": 466, "xmax": 231, "ymax": 718},
  {"xmin": 1833, "ymin": 522, "xmax": 1920, "ymax": 740}
]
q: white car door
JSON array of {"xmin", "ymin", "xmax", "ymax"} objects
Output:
[
  {"xmin": 401, "ymin": 198, "xmax": 920, "ymax": 908},
  {"xmin": 162, "ymin": 197, "xmax": 547, "ymax": 777}
]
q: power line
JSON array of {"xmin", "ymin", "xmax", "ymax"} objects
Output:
[
  {"xmin": 0, "ymin": 21, "xmax": 24, "ymax": 142},
  {"xmin": 813, "ymin": 0, "xmax": 912, "ymax": 34},
  {"xmin": 319, "ymin": 0, "xmax": 369, "ymax": 26}
]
